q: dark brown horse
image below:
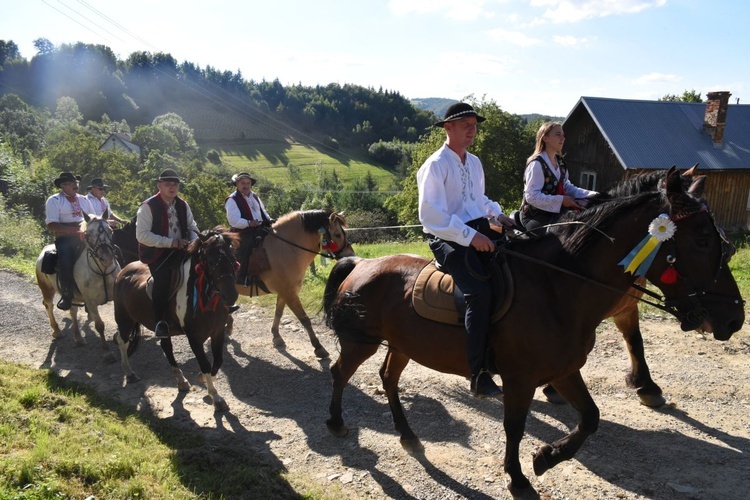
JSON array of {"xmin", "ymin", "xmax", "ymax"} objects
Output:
[
  {"xmin": 228, "ymin": 209, "xmax": 354, "ymax": 358},
  {"xmin": 112, "ymin": 217, "xmax": 139, "ymax": 266},
  {"xmin": 322, "ymin": 168, "xmax": 744, "ymax": 496},
  {"xmin": 543, "ymin": 165, "xmax": 713, "ymax": 408},
  {"xmin": 113, "ymin": 227, "xmax": 239, "ymax": 411}
]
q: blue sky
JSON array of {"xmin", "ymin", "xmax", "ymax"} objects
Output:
[{"xmin": 3, "ymin": 0, "xmax": 748, "ymax": 117}]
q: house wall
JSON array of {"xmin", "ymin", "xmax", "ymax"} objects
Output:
[
  {"xmin": 702, "ymin": 171, "xmax": 750, "ymax": 231},
  {"xmin": 563, "ymin": 108, "xmax": 624, "ymax": 192}
]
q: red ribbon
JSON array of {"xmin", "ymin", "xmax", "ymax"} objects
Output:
[{"xmin": 193, "ymin": 262, "xmax": 220, "ymax": 314}]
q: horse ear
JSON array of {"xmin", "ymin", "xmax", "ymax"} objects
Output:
[
  {"xmin": 198, "ymin": 232, "xmax": 208, "ymax": 242},
  {"xmin": 328, "ymin": 212, "xmax": 337, "ymax": 227},
  {"xmin": 665, "ymin": 166, "xmax": 684, "ymax": 199},
  {"xmin": 102, "ymin": 208, "xmax": 109, "ymax": 220},
  {"xmin": 688, "ymin": 175, "xmax": 707, "ymax": 198},
  {"xmin": 83, "ymin": 211, "xmax": 91, "ymax": 223},
  {"xmin": 682, "ymin": 162, "xmax": 699, "ymax": 178}
]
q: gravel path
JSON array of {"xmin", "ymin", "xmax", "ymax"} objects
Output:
[{"xmin": 2, "ymin": 270, "xmax": 749, "ymax": 499}]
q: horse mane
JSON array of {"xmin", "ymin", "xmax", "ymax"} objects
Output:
[
  {"xmin": 606, "ymin": 170, "xmax": 669, "ymax": 198},
  {"xmin": 552, "ymin": 191, "xmax": 667, "ymax": 255},
  {"xmin": 187, "ymin": 226, "xmax": 237, "ymax": 255},
  {"xmin": 283, "ymin": 209, "xmax": 337, "ymax": 234}
]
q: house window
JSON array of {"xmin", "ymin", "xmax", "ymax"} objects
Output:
[
  {"xmin": 580, "ymin": 171, "xmax": 597, "ymax": 191},
  {"xmin": 746, "ymin": 189, "xmax": 750, "ymax": 211}
]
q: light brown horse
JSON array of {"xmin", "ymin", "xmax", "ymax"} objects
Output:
[
  {"xmin": 229, "ymin": 209, "xmax": 354, "ymax": 358},
  {"xmin": 113, "ymin": 228, "xmax": 239, "ymax": 411},
  {"xmin": 322, "ymin": 168, "xmax": 744, "ymax": 496},
  {"xmin": 35, "ymin": 211, "xmax": 121, "ymax": 362}
]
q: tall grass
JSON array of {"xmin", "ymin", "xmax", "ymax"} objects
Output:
[{"xmin": 0, "ymin": 196, "xmax": 49, "ymax": 277}]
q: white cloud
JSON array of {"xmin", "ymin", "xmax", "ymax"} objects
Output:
[
  {"xmin": 633, "ymin": 72, "xmax": 681, "ymax": 85},
  {"xmin": 439, "ymin": 50, "xmax": 515, "ymax": 76},
  {"xmin": 552, "ymin": 34, "xmax": 595, "ymax": 47},
  {"xmin": 486, "ymin": 28, "xmax": 542, "ymax": 47},
  {"xmin": 530, "ymin": 0, "xmax": 667, "ymax": 24},
  {"xmin": 387, "ymin": 0, "xmax": 496, "ymax": 21}
]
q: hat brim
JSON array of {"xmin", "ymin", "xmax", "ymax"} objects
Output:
[
  {"xmin": 87, "ymin": 184, "xmax": 110, "ymax": 190},
  {"xmin": 234, "ymin": 176, "xmax": 256, "ymax": 186},
  {"xmin": 54, "ymin": 175, "xmax": 82, "ymax": 188},
  {"xmin": 433, "ymin": 114, "xmax": 486, "ymax": 128},
  {"xmin": 156, "ymin": 177, "xmax": 181, "ymax": 183}
]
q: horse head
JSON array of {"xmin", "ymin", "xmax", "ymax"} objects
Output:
[
  {"xmin": 82, "ymin": 211, "xmax": 117, "ymax": 269},
  {"xmin": 326, "ymin": 211, "xmax": 355, "ymax": 258},
  {"xmin": 191, "ymin": 227, "xmax": 239, "ymax": 307},
  {"xmin": 642, "ymin": 167, "xmax": 744, "ymax": 339}
]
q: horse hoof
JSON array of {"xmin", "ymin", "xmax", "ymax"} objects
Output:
[
  {"xmin": 506, "ymin": 477, "xmax": 535, "ymax": 499},
  {"xmin": 637, "ymin": 391, "xmax": 667, "ymax": 408},
  {"xmin": 532, "ymin": 444, "xmax": 554, "ymax": 476},
  {"xmin": 126, "ymin": 374, "xmax": 141, "ymax": 384},
  {"xmin": 52, "ymin": 330, "xmax": 64, "ymax": 339},
  {"xmin": 314, "ymin": 346, "xmax": 330, "ymax": 359},
  {"xmin": 178, "ymin": 382, "xmax": 191, "ymax": 392},
  {"xmin": 102, "ymin": 353, "xmax": 117, "ymax": 365},
  {"xmin": 400, "ymin": 437, "xmax": 425, "ymax": 454},
  {"xmin": 326, "ymin": 420, "xmax": 349, "ymax": 437},
  {"xmin": 272, "ymin": 337, "xmax": 286, "ymax": 348},
  {"xmin": 213, "ymin": 400, "xmax": 229, "ymax": 413}
]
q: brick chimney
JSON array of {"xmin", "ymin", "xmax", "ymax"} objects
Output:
[{"xmin": 703, "ymin": 91, "xmax": 731, "ymax": 147}]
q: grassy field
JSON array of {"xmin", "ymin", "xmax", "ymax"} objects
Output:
[{"xmin": 203, "ymin": 140, "xmax": 399, "ymax": 188}]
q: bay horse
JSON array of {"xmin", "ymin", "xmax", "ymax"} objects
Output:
[
  {"xmin": 113, "ymin": 227, "xmax": 239, "ymax": 412},
  {"xmin": 322, "ymin": 168, "xmax": 744, "ymax": 496},
  {"xmin": 35, "ymin": 211, "xmax": 121, "ymax": 362},
  {"xmin": 228, "ymin": 209, "xmax": 354, "ymax": 359}
]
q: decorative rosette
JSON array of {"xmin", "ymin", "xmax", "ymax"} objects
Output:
[
  {"xmin": 648, "ymin": 214, "xmax": 676, "ymax": 242},
  {"xmin": 619, "ymin": 214, "xmax": 677, "ymax": 277}
]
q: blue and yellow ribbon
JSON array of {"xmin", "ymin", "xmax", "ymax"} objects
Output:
[{"xmin": 619, "ymin": 234, "xmax": 662, "ymax": 277}]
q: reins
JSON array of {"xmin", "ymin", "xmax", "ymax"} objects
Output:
[
  {"xmin": 83, "ymin": 220, "xmax": 119, "ymax": 302},
  {"xmin": 265, "ymin": 225, "xmax": 350, "ymax": 259}
]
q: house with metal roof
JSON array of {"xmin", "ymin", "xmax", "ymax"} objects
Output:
[
  {"xmin": 99, "ymin": 133, "xmax": 140, "ymax": 156},
  {"xmin": 562, "ymin": 91, "xmax": 750, "ymax": 230}
]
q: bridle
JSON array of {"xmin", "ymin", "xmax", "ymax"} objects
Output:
[
  {"xmin": 83, "ymin": 219, "xmax": 119, "ymax": 302},
  {"xmin": 266, "ymin": 219, "xmax": 351, "ymax": 259},
  {"xmin": 192, "ymin": 233, "xmax": 238, "ymax": 313},
  {"xmin": 644, "ymin": 204, "xmax": 744, "ymax": 327}
]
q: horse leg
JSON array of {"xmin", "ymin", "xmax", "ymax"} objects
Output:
[
  {"xmin": 379, "ymin": 349, "xmax": 423, "ymax": 453},
  {"xmin": 532, "ymin": 371, "xmax": 600, "ymax": 477},
  {"xmin": 39, "ymin": 280, "xmax": 62, "ymax": 339},
  {"xmin": 283, "ymin": 293, "xmax": 329, "ymax": 359},
  {"xmin": 225, "ymin": 314, "xmax": 234, "ymax": 336},
  {"xmin": 501, "ymin": 380, "xmax": 537, "ymax": 496},
  {"xmin": 192, "ymin": 330, "xmax": 229, "ymax": 413},
  {"xmin": 613, "ymin": 307, "xmax": 666, "ymax": 407},
  {"xmin": 327, "ymin": 340, "xmax": 380, "ymax": 437},
  {"xmin": 159, "ymin": 337, "xmax": 191, "ymax": 392},
  {"xmin": 114, "ymin": 324, "xmax": 140, "ymax": 384},
  {"xmin": 87, "ymin": 304, "xmax": 116, "ymax": 365},
  {"xmin": 70, "ymin": 305, "xmax": 85, "ymax": 347},
  {"xmin": 271, "ymin": 296, "xmax": 287, "ymax": 349}
]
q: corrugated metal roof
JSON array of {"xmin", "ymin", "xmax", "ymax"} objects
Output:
[{"xmin": 565, "ymin": 96, "xmax": 750, "ymax": 170}]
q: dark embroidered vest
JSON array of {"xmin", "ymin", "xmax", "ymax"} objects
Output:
[
  {"xmin": 227, "ymin": 191, "xmax": 269, "ymax": 227},
  {"xmin": 536, "ymin": 154, "xmax": 567, "ymax": 196},
  {"xmin": 138, "ymin": 194, "xmax": 189, "ymax": 264}
]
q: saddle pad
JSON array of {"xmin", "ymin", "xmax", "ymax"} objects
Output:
[{"xmin": 412, "ymin": 260, "xmax": 513, "ymax": 326}]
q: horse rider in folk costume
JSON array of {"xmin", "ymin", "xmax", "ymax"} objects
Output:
[
  {"xmin": 85, "ymin": 177, "xmax": 126, "ymax": 228},
  {"xmin": 135, "ymin": 169, "xmax": 202, "ymax": 338},
  {"xmin": 45, "ymin": 172, "xmax": 96, "ymax": 311},
  {"xmin": 225, "ymin": 172, "xmax": 274, "ymax": 286},
  {"xmin": 417, "ymin": 103, "xmax": 516, "ymax": 398}
]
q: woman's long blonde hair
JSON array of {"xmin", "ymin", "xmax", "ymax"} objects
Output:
[{"xmin": 526, "ymin": 121, "xmax": 562, "ymax": 165}]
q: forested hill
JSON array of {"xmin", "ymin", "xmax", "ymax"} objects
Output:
[{"xmin": 0, "ymin": 41, "xmax": 435, "ymax": 147}]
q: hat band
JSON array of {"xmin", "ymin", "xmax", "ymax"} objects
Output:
[{"xmin": 443, "ymin": 109, "xmax": 478, "ymax": 121}]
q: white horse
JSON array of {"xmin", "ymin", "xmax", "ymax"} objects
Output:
[{"xmin": 35, "ymin": 211, "xmax": 121, "ymax": 363}]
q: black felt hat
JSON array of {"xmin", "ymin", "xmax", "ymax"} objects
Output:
[
  {"xmin": 155, "ymin": 169, "xmax": 182, "ymax": 183},
  {"xmin": 433, "ymin": 102, "xmax": 486, "ymax": 127},
  {"xmin": 231, "ymin": 172, "xmax": 256, "ymax": 187},
  {"xmin": 54, "ymin": 172, "xmax": 81, "ymax": 188},
  {"xmin": 86, "ymin": 177, "xmax": 110, "ymax": 190}
]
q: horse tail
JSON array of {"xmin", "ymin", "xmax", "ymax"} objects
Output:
[
  {"xmin": 323, "ymin": 256, "xmax": 361, "ymax": 315},
  {"xmin": 323, "ymin": 257, "xmax": 383, "ymax": 345}
]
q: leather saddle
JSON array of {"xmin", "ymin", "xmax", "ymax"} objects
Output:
[
  {"xmin": 412, "ymin": 259, "xmax": 514, "ymax": 326},
  {"xmin": 237, "ymin": 246, "xmax": 271, "ymax": 295}
]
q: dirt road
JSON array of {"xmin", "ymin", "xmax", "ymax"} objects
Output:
[{"xmin": 2, "ymin": 270, "xmax": 749, "ymax": 499}]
